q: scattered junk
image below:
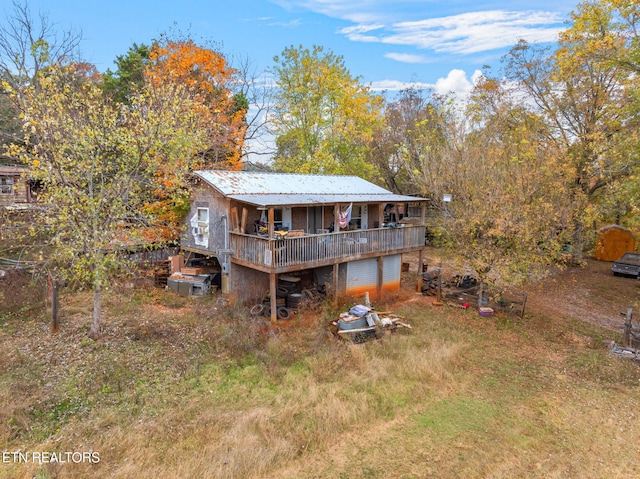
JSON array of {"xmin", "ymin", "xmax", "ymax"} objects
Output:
[
  {"xmin": 250, "ymin": 274, "xmax": 325, "ymax": 320},
  {"xmin": 332, "ymin": 301, "xmax": 412, "ymax": 343},
  {"xmin": 421, "ymin": 265, "xmax": 441, "ymax": 297},
  {"xmin": 166, "ymin": 254, "xmax": 221, "ymax": 297},
  {"xmin": 419, "ymin": 263, "xmax": 527, "ymax": 318},
  {"xmin": 608, "ymin": 307, "xmax": 640, "ymax": 362}
]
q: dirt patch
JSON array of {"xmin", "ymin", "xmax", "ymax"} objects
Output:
[{"xmin": 523, "ymin": 259, "xmax": 640, "ymax": 332}]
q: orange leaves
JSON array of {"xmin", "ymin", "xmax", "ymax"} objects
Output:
[
  {"xmin": 146, "ymin": 39, "xmax": 233, "ymax": 97},
  {"xmin": 144, "ymin": 38, "xmax": 245, "ymax": 173}
]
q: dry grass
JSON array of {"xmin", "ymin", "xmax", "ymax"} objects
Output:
[{"xmin": 1, "ymin": 263, "xmax": 640, "ymax": 479}]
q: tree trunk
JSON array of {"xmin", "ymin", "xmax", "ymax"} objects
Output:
[
  {"xmin": 572, "ymin": 219, "xmax": 584, "ymax": 264},
  {"xmin": 47, "ymin": 272, "xmax": 59, "ymax": 334},
  {"xmin": 88, "ymin": 280, "xmax": 102, "ymax": 340}
]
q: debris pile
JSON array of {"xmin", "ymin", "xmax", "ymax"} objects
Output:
[{"xmin": 332, "ymin": 304, "xmax": 411, "ymax": 343}]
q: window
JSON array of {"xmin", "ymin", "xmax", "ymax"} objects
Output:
[
  {"xmin": 349, "ymin": 205, "xmax": 367, "ymax": 229},
  {"xmin": 196, "ymin": 207, "xmax": 209, "ymax": 234},
  {"xmin": 0, "ymin": 177, "xmax": 14, "ymax": 195}
]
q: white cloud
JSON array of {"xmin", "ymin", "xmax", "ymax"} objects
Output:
[
  {"xmin": 368, "ymin": 79, "xmax": 432, "ymax": 92},
  {"xmin": 433, "ymin": 69, "xmax": 482, "ymax": 98},
  {"xmin": 344, "ymin": 10, "xmax": 563, "ymax": 55},
  {"xmin": 360, "ymin": 68, "xmax": 483, "ymax": 96},
  {"xmin": 384, "ymin": 52, "xmax": 430, "ymax": 64}
]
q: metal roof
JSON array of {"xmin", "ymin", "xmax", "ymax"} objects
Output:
[{"xmin": 194, "ymin": 170, "xmax": 427, "ymax": 207}]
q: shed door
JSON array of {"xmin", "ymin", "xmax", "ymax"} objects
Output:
[
  {"xmin": 346, "ymin": 258, "xmax": 378, "ymax": 298},
  {"xmin": 346, "ymin": 255, "xmax": 402, "ymax": 299},
  {"xmin": 382, "ymin": 254, "xmax": 401, "ymax": 291}
]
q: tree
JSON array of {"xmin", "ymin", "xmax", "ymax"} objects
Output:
[
  {"xmin": 12, "ymin": 63, "xmax": 210, "ymax": 339},
  {"xmin": 367, "ymin": 87, "xmax": 438, "ymax": 195},
  {"xmin": 270, "ymin": 45, "xmax": 384, "ymax": 178},
  {"xmin": 503, "ymin": 1, "xmax": 636, "ymax": 255},
  {"xmin": 400, "ymin": 77, "xmax": 574, "ymax": 286},
  {"xmin": 0, "ymin": 0, "xmax": 82, "ymax": 151},
  {"xmin": 443, "ymin": 78, "xmax": 574, "ymax": 285},
  {"xmin": 145, "ymin": 38, "xmax": 246, "ymax": 171},
  {"xmin": 101, "ymin": 43, "xmax": 150, "ymax": 104}
]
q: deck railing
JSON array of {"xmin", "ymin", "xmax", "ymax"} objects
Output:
[{"xmin": 230, "ymin": 225, "xmax": 425, "ymax": 269}]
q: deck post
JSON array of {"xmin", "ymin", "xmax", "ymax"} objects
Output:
[
  {"xmin": 334, "ymin": 204, "xmax": 341, "ymax": 232},
  {"xmin": 332, "ymin": 263, "xmax": 339, "ymax": 304},
  {"xmin": 377, "ymin": 256, "xmax": 383, "ymax": 300},
  {"xmin": 270, "ymin": 272, "xmax": 277, "ymax": 322},
  {"xmin": 268, "ymin": 207, "xmax": 275, "ymax": 238},
  {"xmin": 417, "ymin": 249, "xmax": 424, "ymax": 292}
]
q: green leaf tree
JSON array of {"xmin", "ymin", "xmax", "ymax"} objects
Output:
[
  {"xmin": 445, "ymin": 78, "xmax": 574, "ymax": 286},
  {"xmin": 14, "ymin": 63, "xmax": 209, "ymax": 339},
  {"xmin": 270, "ymin": 45, "xmax": 383, "ymax": 178},
  {"xmin": 403, "ymin": 77, "xmax": 574, "ymax": 287},
  {"xmin": 101, "ymin": 43, "xmax": 150, "ymax": 104},
  {"xmin": 503, "ymin": 0, "xmax": 637, "ymax": 256}
]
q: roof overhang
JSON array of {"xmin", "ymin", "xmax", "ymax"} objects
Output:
[{"xmin": 227, "ymin": 193, "xmax": 427, "ymax": 208}]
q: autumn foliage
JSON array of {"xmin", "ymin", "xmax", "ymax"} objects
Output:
[{"xmin": 146, "ymin": 39, "xmax": 246, "ymax": 171}]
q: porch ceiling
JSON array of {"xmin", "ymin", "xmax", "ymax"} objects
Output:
[{"xmin": 227, "ymin": 193, "xmax": 425, "ymax": 208}]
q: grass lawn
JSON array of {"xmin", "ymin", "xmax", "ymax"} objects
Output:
[{"xmin": 1, "ymin": 273, "xmax": 640, "ymax": 479}]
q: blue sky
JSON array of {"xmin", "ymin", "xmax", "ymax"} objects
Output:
[{"xmin": 9, "ymin": 0, "xmax": 578, "ymax": 96}]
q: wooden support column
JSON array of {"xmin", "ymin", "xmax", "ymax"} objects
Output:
[
  {"xmin": 334, "ymin": 203, "xmax": 341, "ymax": 232},
  {"xmin": 377, "ymin": 256, "xmax": 384, "ymax": 301},
  {"xmin": 417, "ymin": 248, "xmax": 424, "ymax": 293},
  {"xmin": 268, "ymin": 207, "xmax": 275, "ymax": 238},
  {"xmin": 332, "ymin": 263, "xmax": 339, "ymax": 304},
  {"xmin": 270, "ymin": 272, "xmax": 277, "ymax": 322},
  {"xmin": 378, "ymin": 202, "xmax": 384, "ymax": 228}
]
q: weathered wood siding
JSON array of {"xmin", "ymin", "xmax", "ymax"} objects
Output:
[{"xmin": 182, "ymin": 185, "xmax": 228, "ymax": 253}]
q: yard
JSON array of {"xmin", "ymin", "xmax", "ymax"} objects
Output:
[{"xmin": 1, "ymin": 253, "xmax": 640, "ymax": 478}]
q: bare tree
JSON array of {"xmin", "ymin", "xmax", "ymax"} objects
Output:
[
  {"xmin": 0, "ymin": 1, "xmax": 82, "ymax": 151},
  {"xmin": 231, "ymin": 54, "xmax": 276, "ymax": 167}
]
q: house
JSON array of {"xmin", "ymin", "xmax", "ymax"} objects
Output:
[
  {"xmin": 0, "ymin": 165, "xmax": 32, "ymax": 207},
  {"xmin": 180, "ymin": 170, "xmax": 428, "ymax": 320}
]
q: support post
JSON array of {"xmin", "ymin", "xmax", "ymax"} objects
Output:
[
  {"xmin": 623, "ymin": 307, "xmax": 633, "ymax": 347},
  {"xmin": 377, "ymin": 256, "xmax": 383, "ymax": 301},
  {"xmin": 270, "ymin": 272, "xmax": 277, "ymax": 323},
  {"xmin": 268, "ymin": 207, "xmax": 275, "ymax": 238},
  {"xmin": 417, "ymin": 249, "xmax": 424, "ymax": 293},
  {"xmin": 332, "ymin": 263, "xmax": 339, "ymax": 305}
]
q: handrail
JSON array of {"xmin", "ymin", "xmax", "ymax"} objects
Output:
[{"xmin": 230, "ymin": 226, "xmax": 425, "ymax": 269}]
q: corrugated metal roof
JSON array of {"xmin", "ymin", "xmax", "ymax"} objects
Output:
[{"xmin": 195, "ymin": 170, "xmax": 427, "ymax": 207}]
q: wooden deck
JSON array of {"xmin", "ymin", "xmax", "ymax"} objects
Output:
[{"xmin": 230, "ymin": 225, "xmax": 425, "ymax": 273}]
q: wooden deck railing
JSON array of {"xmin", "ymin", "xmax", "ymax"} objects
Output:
[{"xmin": 230, "ymin": 226, "xmax": 425, "ymax": 270}]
